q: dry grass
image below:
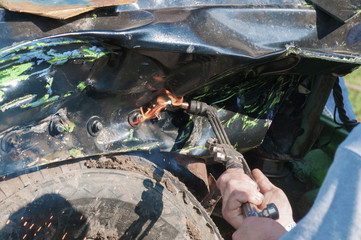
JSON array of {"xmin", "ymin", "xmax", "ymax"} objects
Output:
[{"xmin": 344, "ymin": 67, "xmax": 361, "ymax": 122}]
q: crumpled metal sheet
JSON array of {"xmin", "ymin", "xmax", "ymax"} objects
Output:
[
  {"xmin": 0, "ymin": 3, "xmax": 360, "ymax": 177},
  {"xmin": 0, "ymin": 5, "xmax": 360, "ymax": 64},
  {"xmin": 0, "ymin": 0, "xmax": 136, "ymax": 19},
  {"xmin": 310, "ymin": 0, "xmax": 361, "ymax": 22}
]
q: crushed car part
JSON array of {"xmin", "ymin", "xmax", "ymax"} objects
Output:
[{"xmin": 0, "ymin": 1, "xmax": 360, "ymax": 239}]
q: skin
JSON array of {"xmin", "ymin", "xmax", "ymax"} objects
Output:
[{"xmin": 217, "ymin": 168, "xmax": 294, "ymax": 240}]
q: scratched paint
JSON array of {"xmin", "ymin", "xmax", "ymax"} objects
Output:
[
  {"xmin": 0, "ymin": 37, "xmax": 112, "ymax": 112},
  {"xmin": 241, "ymin": 116, "xmax": 258, "ymax": 131},
  {"xmin": 0, "ymin": 63, "xmax": 32, "ymax": 87},
  {"xmin": 0, "ymin": 94, "xmax": 36, "ymax": 112}
]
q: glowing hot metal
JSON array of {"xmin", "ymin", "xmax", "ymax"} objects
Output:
[{"xmin": 130, "ymin": 90, "xmax": 184, "ymax": 126}]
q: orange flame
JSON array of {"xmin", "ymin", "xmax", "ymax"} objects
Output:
[{"xmin": 131, "ymin": 90, "xmax": 183, "ymax": 125}]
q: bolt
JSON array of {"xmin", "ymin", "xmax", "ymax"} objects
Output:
[
  {"xmin": 128, "ymin": 110, "xmax": 142, "ymax": 128},
  {"xmin": 87, "ymin": 117, "xmax": 103, "ymax": 137},
  {"xmin": 92, "ymin": 121, "xmax": 103, "ymax": 133},
  {"xmin": 55, "ymin": 123, "xmax": 65, "ymax": 133}
]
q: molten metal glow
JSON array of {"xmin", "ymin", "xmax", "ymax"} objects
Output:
[{"xmin": 132, "ymin": 89, "xmax": 183, "ymax": 125}]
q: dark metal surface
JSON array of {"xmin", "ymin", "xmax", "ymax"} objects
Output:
[
  {"xmin": 0, "ymin": 5, "xmax": 360, "ymax": 61},
  {"xmin": 310, "ymin": 0, "xmax": 361, "ymax": 22},
  {"xmin": 0, "ymin": 4, "xmax": 360, "ymax": 177},
  {"xmin": 290, "ymin": 75, "xmax": 336, "ymax": 158}
]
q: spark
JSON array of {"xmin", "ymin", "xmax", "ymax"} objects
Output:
[
  {"xmin": 6, "ymin": 220, "xmax": 10, "ymax": 225},
  {"xmin": 37, "ymin": 226, "xmax": 42, "ymax": 232},
  {"xmin": 80, "ymin": 216, "xmax": 83, "ymax": 220},
  {"xmin": 62, "ymin": 232, "xmax": 68, "ymax": 240},
  {"xmin": 48, "ymin": 222, "xmax": 52, "ymax": 227},
  {"xmin": 29, "ymin": 224, "xmax": 34, "ymax": 229},
  {"xmin": 23, "ymin": 221, "xmax": 27, "ymax": 226},
  {"xmin": 22, "ymin": 234, "xmax": 27, "ymax": 239}
]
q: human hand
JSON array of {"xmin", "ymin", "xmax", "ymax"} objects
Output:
[
  {"xmin": 251, "ymin": 169, "xmax": 294, "ymax": 228},
  {"xmin": 232, "ymin": 216, "xmax": 286, "ymax": 240},
  {"xmin": 217, "ymin": 168, "xmax": 294, "ymax": 230}
]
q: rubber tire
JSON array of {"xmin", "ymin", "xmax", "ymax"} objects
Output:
[{"xmin": 0, "ymin": 155, "xmax": 222, "ymax": 240}]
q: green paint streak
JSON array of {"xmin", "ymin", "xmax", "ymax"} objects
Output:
[
  {"xmin": 77, "ymin": 82, "xmax": 87, "ymax": 91},
  {"xmin": 0, "ymin": 91, "xmax": 3, "ymax": 101},
  {"xmin": 45, "ymin": 77, "xmax": 54, "ymax": 90},
  {"xmin": 0, "ymin": 94, "xmax": 35, "ymax": 112},
  {"xmin": 69, "ymin": 148, "xmax": 84, "ymax": 158},
  {"xmin": 64, "ymin": 92, "xmax": 73, "ymax": 97},
  {"xmin": 264, "ymin": 121, "xmax": 271, "ymax": 128},
  {"xmin": 217, "ymin": 106, "xmax": 225, "ymax": 112},
  {"xmin": 244, "ymin": 68, "xmax": 255, "ymax": 78},
  {"xmin": 186, "ymin": 116, "xmax": 193, "ymax": 127},
  {"xmin": 122, "ymin": 129, "xmax": 140, "ymax": 143},
  {"xmin": 21, "ymin": 94, "xmax": 59, "ymax": 109},
  {"xmin": 193, "ymin": 93, "xmax": 207, "ymax": 100},
  {"xmin": 67, "ymin": 121, "xmax": 75, "ymax": 133},
  {"xmin": 226, "ymin": 113, "xmax": 240, "ymax": 128},
  {"xmin": 180, "ymin": 132, "xmax": 190, "ymax": 140},
  {"xmin": 82, "ymin": 48, "xmax": 107, "ymax": 59},
  {"xmin": 47, "ymin": 55, "xmax": 70, "ymax": 65},
  {"xmin": 179, "ymin": 145, "xmax": 207, "ymax": 154},
  {"xmin": 211, "ymin": 92, "xmax": 237, "ymax": 105},
  {"xmin": 242, "ymin": 116, "xmax": 258, "ymax": 131},
  {"xmin": 0, "ymin": 63, "xmax": 32, "ymax": 87},
  {"xmin": 129, "ymin": 129, "xmax": 134, "ymax": 140},
  {"xmin": 249, "ymin": 105, "xmax": 260, "ymax": 113}
]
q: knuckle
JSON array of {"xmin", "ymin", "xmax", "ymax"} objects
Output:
[
  {"xmin": 225, "ymin": 179, "xmax": 240, "ymax": 189},
  {"xmin": 230, "ymin": 189, "xmax": 248, "ymax": 202}
]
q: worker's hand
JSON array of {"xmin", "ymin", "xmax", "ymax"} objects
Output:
[
  {"xmin": 232, "ymin": 216, "xmax": 286, "ymax": 240},
  {"xmin": 217, "ymin": 168, "xmax": 263, "ymax": 229},
  {"xmin": 217, "ymin": 168, "xmax": 294, "ymax": 230}
]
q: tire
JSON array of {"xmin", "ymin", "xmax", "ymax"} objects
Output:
[{"xmin": 0, "ymin": 154, "xmax": 222, "ymax": 240}]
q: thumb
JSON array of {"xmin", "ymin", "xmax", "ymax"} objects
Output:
[{"xmin": 252, "ymin": 169, "xmax": 274, "ymax": 193}]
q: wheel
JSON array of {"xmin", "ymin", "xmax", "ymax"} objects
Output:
[{"xmin": 0, "ymin": 154, "xmax": 222, "ymax": 240}]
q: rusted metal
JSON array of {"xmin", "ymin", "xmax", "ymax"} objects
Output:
[
  {"xmin": 201, "ymin": 174, "xmax": 222, "ymax": 215},
  {"xmin": 0, "ymin": 0, "xmax": 136, "ymax": 19},
  {"xmin": 175, "ymin": 154, "xmax": 209, "ymax": 192}
]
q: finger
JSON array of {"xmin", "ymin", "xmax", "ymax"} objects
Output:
[
  {"xmin": 252, "ymin": 169, "xmax": 274, "ymax": 193},
  {"xmin": 224, "ymin": 186, "xmax": 263, "ymax": 211},
  {"xmin": 217, "ymin": 168, "xmax": 245, "ymax": 192}
]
